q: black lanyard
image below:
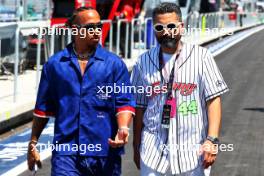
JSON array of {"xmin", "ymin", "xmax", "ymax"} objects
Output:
[{"xmin": 158, "ymin": 48, "xmax": 180, "ymax": 99}]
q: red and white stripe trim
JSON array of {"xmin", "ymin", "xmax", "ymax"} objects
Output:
[
  {"xmin": 33, "ymin": 109, "xmax": 55, "ymax": 118},
  {"xmin": 116, "ymin": 106, "xmax": 135, "ymax": 116}
]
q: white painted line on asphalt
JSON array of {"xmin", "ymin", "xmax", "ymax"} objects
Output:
[
  {"xmin": 1, "ymin": 148, "xmax": 52, "ymax": 176},
  {"xmin": 0, "ymin": 121, "xmax": 54, "ymax": 176},
  {"xmin": 211, "ymin": 25, "xmax": 264, "ymax": 57}
]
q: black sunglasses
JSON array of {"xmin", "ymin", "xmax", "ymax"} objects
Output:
[
  {"xmin": 78, "ymin": 22, "xmax": 103, "ymax": 30},
  {"xmin": 154, "ymin": 22, "xmax": 182, "ymax": 32}
]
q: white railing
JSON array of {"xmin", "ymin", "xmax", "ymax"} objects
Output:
[{"xmin": 0, "ymin": 12, "xmax": 264, "ymax": 102}]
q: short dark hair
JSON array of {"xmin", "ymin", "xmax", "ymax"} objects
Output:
[
  {"xmin": 152, "ymin": 2, "xmax": 182, "ymax": 21},
  {"xmin": 66, "ymin": 6, "xmax": 95, "ymax": 27}
]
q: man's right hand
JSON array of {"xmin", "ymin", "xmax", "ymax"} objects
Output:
[
  {"xmin": 133, "ymin": 143, "xmax": 141, "ymax": 170},
  {"xmin": 27, "ymin": 142, "xmax": 42, "ymax": 171}
]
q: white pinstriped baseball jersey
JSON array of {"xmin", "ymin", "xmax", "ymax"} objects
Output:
[{"xmin": 131, "ymin": 42, "xmax": 229, "ymax": 174}]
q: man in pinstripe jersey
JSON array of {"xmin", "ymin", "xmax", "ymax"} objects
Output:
[{"xmin": 131, "ymin": 2, "xmax": 229, "ymax": 176}]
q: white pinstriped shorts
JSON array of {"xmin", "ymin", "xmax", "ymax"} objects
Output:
[{"xmin": 140, "ymin": 158, "xmax": 211, "ymax": 176}]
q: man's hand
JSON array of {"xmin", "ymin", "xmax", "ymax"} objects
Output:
[
  {"xmin": 108, "ymin": 129, "xmax": 129, "ymax": 148},
  {"xmin": 133, "ymin": 143, "xmax": 140, "ymax": 169},
  {"xmin": 28, "ymin": 116, "xmax": 48, "ymax": 171},
  {"xmin": 27, "ymin": 142, "xmax": 42, "ymax": 171},
  {"xmin": 199, "ymin": 140, "xmax": 218, "ymax": 169}
]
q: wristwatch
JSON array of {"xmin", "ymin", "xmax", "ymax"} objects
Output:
[{"xmin": 206, "ymin": 136, "xmax": 220, "ymax": 145}]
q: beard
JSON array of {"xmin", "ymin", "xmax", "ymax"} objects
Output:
[{"xmin": 157, "ymin": 35, "xmax": 181, "ymax": 49}]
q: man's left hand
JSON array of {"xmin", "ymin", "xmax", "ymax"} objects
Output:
[
  {"xmin": 108, "ymin": 129, "xmax": 129, "ymax": 148},
  {"xmin": 199, "ymin": 140, "xmax": 218, "ymax": 168}
]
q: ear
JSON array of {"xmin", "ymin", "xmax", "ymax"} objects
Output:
[{"xmin": 179, "ymin": 22, "xmax": 185, "ymax": 35}]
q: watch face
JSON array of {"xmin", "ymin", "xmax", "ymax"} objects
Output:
[{"xmin": 207, "ymin": 136, "xmax": 219, "ymax": 144}]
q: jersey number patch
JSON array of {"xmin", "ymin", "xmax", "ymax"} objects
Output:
[{"xmin": 178, "ymin": 100, "xmax": 198, "ymax": 116}]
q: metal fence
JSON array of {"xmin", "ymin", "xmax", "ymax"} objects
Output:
[
  {"xmin": 0, "ymin": 22, "xmax": 49, "ymax": 102},
  {"xmin": 0, "ymin": 12, "xmax": 264, "ymax": 102}
]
